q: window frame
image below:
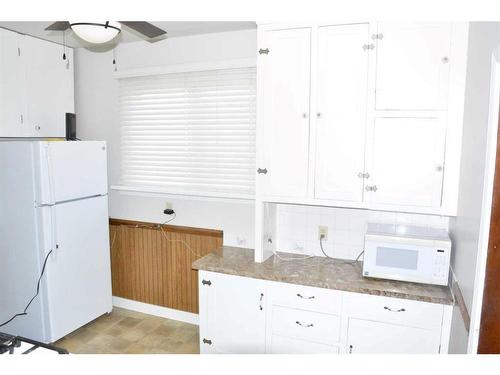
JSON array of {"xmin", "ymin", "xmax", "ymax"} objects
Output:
[{"xmin": 112, "ymin": 58, "xmax": 257, "ymax": 201}]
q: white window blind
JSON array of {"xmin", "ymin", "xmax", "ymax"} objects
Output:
[{"xmin": 118, "ymin": 66, "xmax": 256, "ymax": 197}]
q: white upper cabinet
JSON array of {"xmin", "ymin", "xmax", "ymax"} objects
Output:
[
  {"xmin": 314, "ymin": 23, "xmax": 370, "ymax": 202},
  {"xmin": 23, "ymin": 36, "xmax": 74, "ymax": 138},
  {"xmin": 258, "ymin": 27, "xmax": 312, "ymax": 198},
  {"xmin": 255, "ymin": 22, "xmax": 468, "ymax": 217},
  {"xmin": 0, "ymin": 31, "xmax": 74, "ymax": 138},
  {"xmin": 365, "ymin": 117, "xmax": 446, "ymax": 208},
  {"xmin": 374, "ymin": 23, "xmax": 452, "ymax": 111},
  {"xmin": 0, "ymin": 29, "xmax": 24, "ymax": 137}
]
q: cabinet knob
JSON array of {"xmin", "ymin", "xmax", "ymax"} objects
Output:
[
  {"xmin": 436, "ymin": 165, "xmax": 443, "ymax": 172},
  {"xmin": 35, "ymin": 125, "xmax": 41, "ymax": 131},
  {"xmin": 316, "ymin": 112, "xmax": 322, "ymax": 118},
  {"xmin": 442, "ymin": 56, "xmax": 449, "ymax": 64},
  {"xmin": 302, "ymin": 113, "xmax": 308, "ymax": 119}
]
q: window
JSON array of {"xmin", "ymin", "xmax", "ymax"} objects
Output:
[{"xmin": 118, "ymin": 66, "xmax": 256, "ymax": 197}]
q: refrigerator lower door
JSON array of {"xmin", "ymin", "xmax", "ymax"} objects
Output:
[
  {"xmin": 38, "ymin": 195, "xmax": 112, "ymax": 342},
  {"xmin": 35, "ymin": 141, "xmax": 109, "ymax": 205}
]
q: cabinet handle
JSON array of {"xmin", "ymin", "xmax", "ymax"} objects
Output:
[
  {"xmin": 358, "ymin": 172, "xmax": 370, "ymax": 179},
  {"xmin": 257, "ymin": 168, "xmax": 268, "ymax": 175},
  {"xmin": 365, "ymin": 185, "xmax": 378, "ymax": 192},
  {"xmin": 296, "ymin": 293, "xmax": 315, "ymax": 300},
  {"xmin": 295, "ymin": 321, "xmax": 314, "ymax": 328},
  {"xmin": 259, "ymin": 293, "xmax": 264, "ymax": 311},
  {"xmin": 384, "ymin": 306, "xmax": 406, "ymax": 313},
  {"xmin": 202, "ymin": 338, "xmax": 212, "ymax": 345},
  {"xmin": 201, "ymin": 279, "xmax": 212, "ymax": 286},
  {"xmin": 349, "ymin": 345, "xmax": 353, "ymax": 354}
]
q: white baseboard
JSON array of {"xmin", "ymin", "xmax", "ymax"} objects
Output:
[{"xmin": 112, "ymin": 296, "xmax": 199, "ymax": 325}]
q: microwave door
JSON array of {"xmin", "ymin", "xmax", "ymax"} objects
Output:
[{"xmin": 363, "ymin": 242, "xmax": 430, "ymax": 283}]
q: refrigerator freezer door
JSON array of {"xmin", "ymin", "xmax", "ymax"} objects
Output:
[
  {"xmin": 35, "ymin": 141, "xmax": 108, "ymax": 205},
  {"xmin": 39, "ymin": 195, "xmax": 112, "ymax": 342}
]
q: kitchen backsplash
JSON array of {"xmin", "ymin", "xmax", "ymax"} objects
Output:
[{"xmin": 276, "ymin": 204, "xmax": 450, "ymax": 260}]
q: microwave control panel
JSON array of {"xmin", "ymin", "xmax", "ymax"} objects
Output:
[{"xmin": 433, "ymin": 249, "xmax": 449, "ymax": 279}]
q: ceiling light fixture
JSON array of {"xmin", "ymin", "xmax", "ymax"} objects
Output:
[{"xmin": 70, "ymin": 21, "xmax": 121, "ymax": 44}]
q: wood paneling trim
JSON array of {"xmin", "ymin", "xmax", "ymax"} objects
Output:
[
  {"xmin": 109, "ymin": 219, "xmax": 222, "ymax": 314},
  {"xmin": 109, "ymin": 218, "xmax": 223, "ymax": 237},
  {"xmin": 479, "ymin": 100, "xmax": 500, "ymax": 353}
]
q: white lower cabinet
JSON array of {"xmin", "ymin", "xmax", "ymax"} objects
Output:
[
  {"xmin": 198, "ymin": 271, "xmax": 266, "ymax": 353},
  {"xmin": 198, "ymin": 271, "xmax": 452, "ymax": 354},
  {"xmin": 346, "ymin": 319, "xmax": 441, "ymax": 354}
]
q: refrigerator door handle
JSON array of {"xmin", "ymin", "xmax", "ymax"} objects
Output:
[
  {"xmin": 45, "ymin": 144, "xmax": 56, "ymax": 206},
  {"xmin": 49, "ymin": 205, "xmax": 58, "ymax": 257}
]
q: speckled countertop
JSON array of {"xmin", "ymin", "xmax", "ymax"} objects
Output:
[{"xmin": 192, "ymin": 246, "xmax": 454, "ymax": 305}]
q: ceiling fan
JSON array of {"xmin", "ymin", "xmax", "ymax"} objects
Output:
[{"xmin": 45, "ymin": 21, "xmax": 167, "ymax": 44}]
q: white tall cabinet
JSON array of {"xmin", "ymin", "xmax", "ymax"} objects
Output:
[
  {"xmin": 258, "ymin": 27, "xmax": 312, "ymax": 198},
  {"xmin": 0, "ymin": 28, "xmax": 74, "ymax": 138},
  {"xmin": 255, "ymin": 22, "xmax": 468, "ymax": 262}
]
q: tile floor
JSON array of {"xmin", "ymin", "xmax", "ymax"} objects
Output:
[{"xmin": 54, "ymin": 307, "xmax": 200, "ymax": 354}]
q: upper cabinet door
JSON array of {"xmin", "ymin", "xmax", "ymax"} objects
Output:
[
  {"xmin": 0, "ymin": 30, "xmax": 25, "ymax": 137},
  {"xmin": 258, "ymin": 27, "xmax": 311, "ymax": 198},
  {"xmin": 314, "ymin": 23, "xmax": 370, "ymax": 202},
  {"xmin": 23, "ymin": 36, "xmax": 74, "ymax": 137},
  {"xmin": 365, "ymin": 117, "xmax": 446, "ymax": 208},
  {"xmin": 374, "ymin": 23, "xmax": 452, "ymax": 111}
]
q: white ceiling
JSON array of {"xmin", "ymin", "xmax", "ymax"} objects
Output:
[{"xmin": 0, "ymin": 21, "xmax": 257, "ymax": 48}]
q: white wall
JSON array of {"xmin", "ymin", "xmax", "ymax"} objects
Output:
[
  {"xmin": 448, "ymin": 22, "xmax": 500, "ymax": 353},
  {"xmin": 74, "ymin": 29, "xmax": 257, "ymax": 247}
]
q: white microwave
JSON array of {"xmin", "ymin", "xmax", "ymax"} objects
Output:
[{"xmin": 363, "ymin": 224, "xmax": 451, "ymax": 286}]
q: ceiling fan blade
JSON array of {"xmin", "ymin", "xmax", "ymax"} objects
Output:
[
  {"xmin": 119, "ymin": 21, "xmax": 167, "ymax": 39},
  {"xmin": 45, "ymin": 21, "xmax": 70, "ymax": 31}
]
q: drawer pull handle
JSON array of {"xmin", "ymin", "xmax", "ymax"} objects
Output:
[
  {"xmin": 259, "ymin": 293, "xmax": 264, "ymax": 311},
  {"xmin": 201, "ymin": 279, "xmax": 212, "ymax": 286},
  {"xmin": 384, "ymin": 306, "xmax": 406, "ymax": 312},
  {"xmin": 295, "ymin": 321, "xmax": 314, "ymax": 328},
  {"xmin": 296, "ymin": 293, "xmax": 315, "ymax": 300}
]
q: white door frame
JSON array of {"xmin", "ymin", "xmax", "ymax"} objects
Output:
[{"xmin": 468, "ymin": 47, "xmax": 500, "ymax": 353}]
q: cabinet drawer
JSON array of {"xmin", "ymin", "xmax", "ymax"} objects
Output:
[
  {"xmin": 270, "ymin": 281, "xmax": 342, "ymax": 314},
  {"xmin": 344, "ymin": 292, "xmax": 444, "ymax": 330},
  {"xmin": 271, "ymin": 306, "xmax": 341, "ymax": 345},
  {"xmin": 269, "ymin": 334, "xmax": 339, "ymax": 354}
]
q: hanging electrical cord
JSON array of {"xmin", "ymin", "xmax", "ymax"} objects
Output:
[
  {"xmin": 0, "ymin": 249, "xmax": 53, "ymax": 328},
  {"xmin": 110, "ymin": 213, "xmax": 203, "ymax": 258},
  {"xmin": 319, "ymin": 236, "xmax": 364, "ymax": 264}
]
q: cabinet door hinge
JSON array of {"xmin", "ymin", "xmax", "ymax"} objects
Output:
[
  {"xmin": 258, "ymin": 48, "xmax": 270, "ymax": 55},
  {"xmin": 202, "ymin": 338, "xmax": 213, "ymax": 345}
]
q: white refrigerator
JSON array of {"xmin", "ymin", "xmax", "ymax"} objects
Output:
[{"xmin": 0, "ymin": 140, "xmax": 112, "ymax": 343}]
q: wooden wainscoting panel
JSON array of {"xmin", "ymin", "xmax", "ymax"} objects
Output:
[{"xmin": 109, "ymin": 219, "xmax": 223, "ymax": 314}]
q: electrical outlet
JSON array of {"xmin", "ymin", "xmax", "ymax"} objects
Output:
[{"xmin": 318, "ymin": 226, "xmax": 328, "ymax": 241}]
